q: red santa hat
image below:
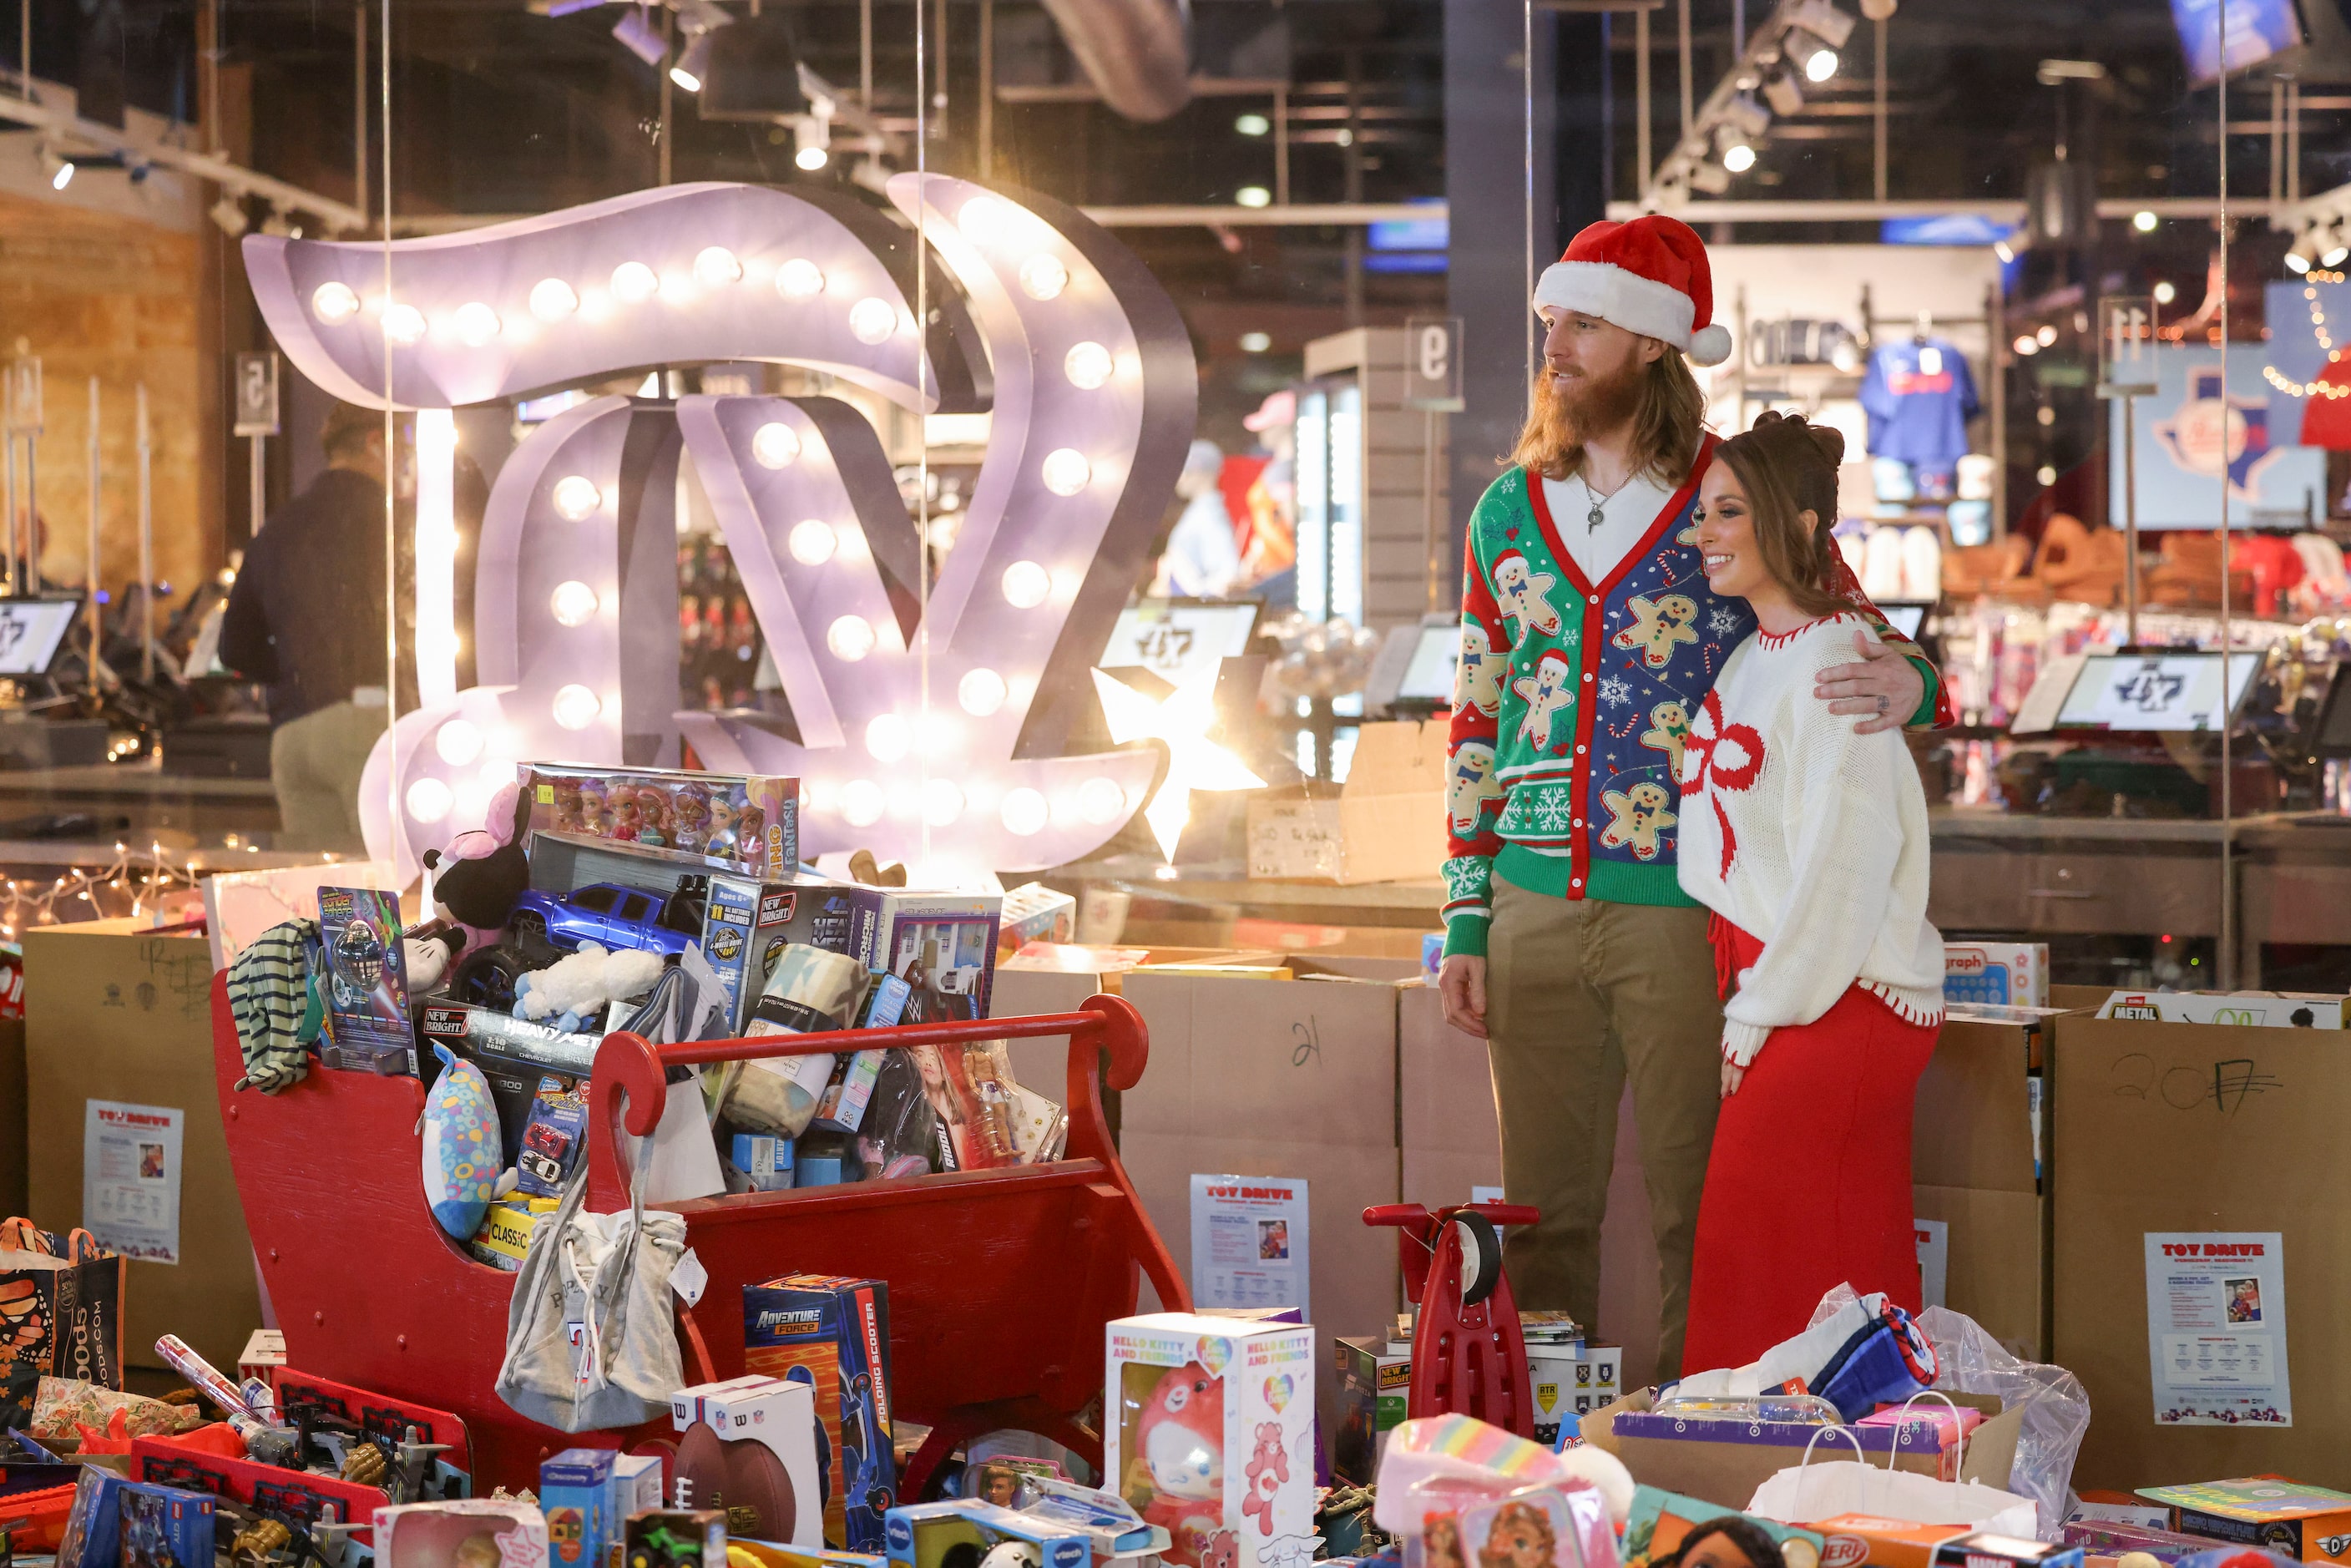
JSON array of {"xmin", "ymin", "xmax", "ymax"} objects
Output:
[{"xmin": 1534, "ymin": 215, "xmax": 1732, "ymax": 368}]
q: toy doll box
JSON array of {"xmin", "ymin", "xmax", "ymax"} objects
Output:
[
  {"xmin": 1620, "ymin": 1485, "xmax": 1824, "ymax": 1568},
  {"xmin": 522, "ymin": 763, "xmax": 798, "ymax": 879},
  {"xmin": 2140, "ymin": 1480, "xmax": 2351, "ymax": 1564},
  {"xmin": 883, "ymin": 1500, "xmax": 1094, "ymax": 1568},
  {"xmin": 1104, "ymin": 1312, "xmax": 1316, "ymax": 1568},
  {"xmin": 374, "ymin": 1500, "xmax": 551, "ymax": 1568},
  {"xmin": 848, "ymin": 889, "xmax": 1004, "ymax": 1020}
]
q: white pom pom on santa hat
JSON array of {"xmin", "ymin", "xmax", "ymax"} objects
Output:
[{"xmin": 1532, "ymin": 214, "xmax": 1733, "ymax": 367}]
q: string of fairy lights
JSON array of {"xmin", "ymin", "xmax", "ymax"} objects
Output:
[
  {"xmin": 0, "ymin": 842, "xmax": 247, "ymax": 940},
  {"xmin": 2263, "ymin": 272, "xmax": 2351, "ymax": 401}
]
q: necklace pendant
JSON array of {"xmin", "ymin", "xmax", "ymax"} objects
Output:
[{"xmin": 1587, "ymin": 501, "xmax": 1606, "ymax": 531}]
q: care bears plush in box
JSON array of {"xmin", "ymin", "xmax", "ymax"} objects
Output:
[{"xmin": 1105, "ymin": 1313, "xmax": 1315, "ymax": 1568}]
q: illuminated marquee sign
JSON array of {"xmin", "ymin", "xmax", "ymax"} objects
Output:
[{"xmin": 243, "ymin": 177, "xmax": 1196, "ymax": 882}]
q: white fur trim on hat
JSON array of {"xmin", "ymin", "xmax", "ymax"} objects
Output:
[{"xmin": 1535, "ymin": 260, "xmax": 1733, "ymax": 367}]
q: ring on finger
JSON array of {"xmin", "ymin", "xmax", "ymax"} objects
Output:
[{"xmin": 1876, "ymin": 695, "xmax": 1888, "ymax": 715}]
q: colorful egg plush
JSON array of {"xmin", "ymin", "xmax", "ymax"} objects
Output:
[{"xmin": 422, "ymin": 1043, "xmax": 503, "ymax": 1241}]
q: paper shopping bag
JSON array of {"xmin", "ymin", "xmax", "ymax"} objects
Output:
[{"xmin": 1746, "ymin": 1459, "xmax": 2038, "ymax": 1537}]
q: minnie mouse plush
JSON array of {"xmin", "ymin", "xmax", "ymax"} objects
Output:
[{"xmin": 422, "ymin": 780, "xmax": 532, "ymax": 952}]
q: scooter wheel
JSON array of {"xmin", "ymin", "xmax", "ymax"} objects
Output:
[{"xmin": 1454, "ymin": 1210, "xmax": 1504, "ymax": 1306}]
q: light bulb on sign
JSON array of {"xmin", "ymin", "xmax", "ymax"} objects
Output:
[
  {"xmin": 382, "ymin": 304, "xmax": 427, "ymax": 345},
  {"xmin": 549, "ymin": 580, "xmax": 599, "ymax": 626},
  {"xmin": 848, "ymin": 298, "xmax": 896, "ymax": 345},
  {"xmin": 1001, "ymin": 560, "xmax": 1051, "ymax": 609},
  {"xmin": 776, "ymin": 259, "xmax": 826, "ymax": 299},
  {"xmin": 865, "ymin": 713, "xmax": 911, "ymax": 762},
  {"xmin": 479, "ymin": 758, "xmax": 518, "ymax": 792},
  {"xmin": 752, "ymin": 422, "xmax": 801, "ymax": 468},
  {"xmin": 694, "ymin": 246, "xmax": 744, "ymax": 287},
  {"xmin": 1041, "ymin": 449, "xmax": 1093, "ymax": 496},
  {"xmin": 841, "ymin": 779, "xmax": 885, "ymax": 827},
  {"xmin": 551, "ymin": 684, "xmax": 602, "ymax": 730},
  {"xmin": 455, "ymin": 301, "xmax": 503, "ymax": 346},
  {"xmin": 958, "ymin": 667, "xmax": 1007, "ymax": 716},
  {"xmin": 434, "ymin": 719, "xmax": 484, "ymax": 766},
  {"xmin": 1064, "ymin": 341, "xmax": 1114, "ymax": 390},
  {"xmin": 407, "ymin": 777, "xmax": 454, "ymax": 823},
  {"xmin": 1019, "ymin": 255, "xmax": 1069, "ymax": 301},
  {"xmin": 529, "ymin": 278, "xmax": 579, "ymax": 321},
  {"xmin": 1001, "ymin": 787, "xmax": 1049, "ymax": 837},
  {"xmin": 922, "ymin": 780, "xmax": 965, "ymax": 827},
  {"xmin": 958, "ymin": 196, "xmax": 1011, "ymax": 245},
  {"xmin": 788, "ymin": 519, "xmax": 837, "ymax": 564},
  {"xmin": 1078, "ymin": 776, "xmax": 1127, "ymax": 825},
  {"xmin": 312, "ymin": 282, "xmax": 361, "ymax": 324},
  {"xmin": 610, "ymin": 261, "xmax": 660, "ymax": 302},
  {"xmin": 827, "ymin": 615, "xmax": 877, "ymax": 660},
  {"xmin": 552, "ymin": 475, "xmax": 603, "ymax": 520}
]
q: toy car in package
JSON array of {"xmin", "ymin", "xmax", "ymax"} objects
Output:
[{"xmin": 522, "ymin": 763, "xmax": 797, "ymax": 878}]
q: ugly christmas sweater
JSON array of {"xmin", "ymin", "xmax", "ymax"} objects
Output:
[
  {"xmin": 1439, "ymin": 433, "xmax": 1952, "ymax": 959},
  {"xmin": 1673, "ymin": 612, "xmax": 1946, "ymax": 1066}
]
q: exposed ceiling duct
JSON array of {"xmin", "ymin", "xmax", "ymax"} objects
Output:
[{"xmin": 1034, "ymin": 0, "xmax": 1191, "ymax": 122}]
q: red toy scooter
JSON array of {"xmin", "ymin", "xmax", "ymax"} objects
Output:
[{"xmin": 1363, "ymin": 1201, "xmax": 1540, "ymax": 1437}]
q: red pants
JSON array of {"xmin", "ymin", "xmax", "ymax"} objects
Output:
[{"xmin": 1681, "ymin": 918, "xmax": 1939, "ymax": 1377}]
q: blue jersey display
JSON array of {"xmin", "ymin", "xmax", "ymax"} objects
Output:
[{"xmin": 1859, "ymin": 337, "xmax": 1980, "ymax": 470}]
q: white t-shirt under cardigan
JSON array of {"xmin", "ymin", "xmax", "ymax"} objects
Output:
[{"xmin": 1674, "ymin": 611, "xmax": 1945, "ymax": 1067}]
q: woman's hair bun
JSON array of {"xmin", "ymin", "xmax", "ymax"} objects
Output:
[{"xmin": 1747, "ymin": 409, "xmax": 1843, "ymax": 469}]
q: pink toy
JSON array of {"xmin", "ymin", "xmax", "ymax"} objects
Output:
[
  {"xmin": 1131, "ymin": 1361, "xmax": 1224, "ymax": 1564},
  {"xmin": 1240, "ymin": 1420, "xmax": 1287, "ymax": 1535}
]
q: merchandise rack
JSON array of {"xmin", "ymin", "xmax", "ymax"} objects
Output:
[{"xmin": 210, "ymin": 976, "xmax": 1188, "ymax": 1493}]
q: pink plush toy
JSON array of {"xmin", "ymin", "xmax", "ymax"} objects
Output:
[{"xmin": 1129, "ymin": 1362, "xmax": 1225, "ymax": 1566}]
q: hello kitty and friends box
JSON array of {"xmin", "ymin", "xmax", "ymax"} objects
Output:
[{"xmin": 1105, "ymin": 1313, "xmax": 1316, "ymax": 1568}]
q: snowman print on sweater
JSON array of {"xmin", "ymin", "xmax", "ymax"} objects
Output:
[
  {"xmin": 1510, "ymin": 649, "xmax": 1577, "ymax": 751},
  {"xmin": 1612, "ymin": 593, "xmax": 1701, "ymax": 669},
  {"xmin": 1600, "ymin": 781, "xmax": 1677, "ymax": 861},
  {"xmin": 1491, "ymin": 550, "xmax": 1563, "ymax": 640},
  {"xmin": 1455, "ymin": 623, "xmax": 1504, "ymax": 716}
]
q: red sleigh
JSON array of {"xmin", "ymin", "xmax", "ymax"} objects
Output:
[{"xmin": 210, "ymin": 974, "xmax": 1189, "ymax": 1493}]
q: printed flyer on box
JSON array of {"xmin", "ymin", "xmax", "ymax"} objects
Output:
[
  {"xmin": 1191, "ymin": 1173, "xmax": 1309, "ymax": 1318},
  {"xmin": 2144, "ymin": 1231, "xmax": 2292, "ymax": 1426},
  {"xmin": 83, "ymin": 1100, "xmax": 184, "ymax": 1262}
]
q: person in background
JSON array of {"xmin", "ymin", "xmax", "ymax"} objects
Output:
[
  {"xmin": 1152, "ymin": 439, "xmax": 1242, "ymax": 598},
  {"xmin": 220, "ymin": 401, "xmax": 415, "ymax": 852},
  {"xmin": 1674, "ymin": 412, "xmax": 1945, "ymax": 1373}
]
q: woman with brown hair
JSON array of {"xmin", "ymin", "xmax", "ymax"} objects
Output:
[{"xmin": 1673, "ymin": 411, "xmax": 1946, "ymax": 1374}]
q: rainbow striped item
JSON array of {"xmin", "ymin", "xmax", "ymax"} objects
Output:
[{"xmin": 1370, "ymin": 1416, "xmax": 1577, "ymax": 1535}]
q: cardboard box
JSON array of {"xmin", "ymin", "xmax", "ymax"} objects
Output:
[
  {"xmin": 742, "ymin": 1275, "xmax": 893, "ymax": 1550},
  {"xmin": 881, "ymin": 1500, "xmax": 1095, "ymax": 1568},
  {"xmin": 23, "ymin": 920, "xmax": 259, "ymax": 1378},
  {"xmin": 696, "ymin": 1376, "xmax": 824, "ymax": 1548},
  {"xmin": 1245, "ymin": 719, "xmax": 1449, "ymax": 885},
  {"xmin": 542, "ymin": 1448, "xmax": 619, "ymax": 1568},
  {"xmin": 848, "ymin": 888, "xmax": 1003, "ymax": 1020},
  {"xmin": 1581, "ymin": 1388, "xmax": 2019, "ymax": 1510},
  {"xmin": 2054, "ymin": 1010, "xmax": 2351, "ymax": 1488},
  {"xmin": 1333, "ymin": 1334, "xmax": 1408, "ymax": 1484},
  {"xmin": 702, "ymin": 876, "xmax": 862, "ymax": 1032},
  {"xmin": 2139, "ymin": 1479, "xmax": 2351, "ymax": 1563},
  {"xmin": 523, "ymin": 762, "xmax": 798, "ymax": 878},
  {"xmin": 1808, "ymin": 1516, "xmax": 1995, "ymax": 1568},
  {"xmin": 1912, "ymin": 1010, "xmax": 2056, "ymax": 1360},
  {"xmin": 1623, "ymin": 1485, "xmax": 1827, "ymax": 1568},
  {"xmin": 1104, "ymin": 1313, "xmax": 1315, "ymax": 1568}
]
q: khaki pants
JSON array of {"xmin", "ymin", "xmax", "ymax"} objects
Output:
[
  {"xmin": 270, "ymin": 700, "xmax": 387, "ymax": 852},
  {"xmin": 1484, "ymin": 873, "xmax": 1725, "ymax": 1381}
]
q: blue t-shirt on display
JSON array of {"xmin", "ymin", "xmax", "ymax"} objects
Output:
[{"xmin": 1858, "ymin": 337, "xmax": 1980, "ymax": 470}]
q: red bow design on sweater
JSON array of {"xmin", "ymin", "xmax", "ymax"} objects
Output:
[{"xmin": 1679, "ymin": 689, "xmax": 1766, "ymax": 878}]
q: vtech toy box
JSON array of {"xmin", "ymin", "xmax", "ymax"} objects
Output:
[
  {"xmin": 1105, "ymin": 1311, "xmax": 1315, "ymax": 1568},
  {"xmin": 882, "ymin": 1500, "xmax": 1093, "ymax": 1568},
  {"xmin": 743, "ymin": 1275, "xmax": 895, "ymax": 1550}
]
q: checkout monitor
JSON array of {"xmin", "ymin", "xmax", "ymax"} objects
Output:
[
  {"xmin": 0, "ymin": 599, "xmax": 78, "ymax": 677},
  {"xmin": 2053, "ymin": 650, "xmax": 2262, "ymax": 733},
  {"xmin": 1396, "ymin": 623, "xmax": 1463, "ymax": 703}
]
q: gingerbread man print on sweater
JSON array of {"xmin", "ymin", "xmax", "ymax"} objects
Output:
[
  {"xmin": 1448, "ymin": 741, "xmax": 1504, "ymax": 837},
  {"xmin": 1638, "ymin": 699, "xmax": 1692, "ymax": 774},
  {"xmin": 1612, "ymin": 593, "xmax": 1701, "ymax": 669},
  {"xmin": 1456, "ymin": 623, "xmax": 1504, "ymax": 716},
  {"xmin": 1510, "ymin": 649, "xmax": 1577, "ymax": 751},
  {"xmin": 1600, "ymin": 781, "xmax": 1677, "ymax": 860},
  {"xmin": 1491, "ymin": 549, "xmax": 1564, "ymax": 639}
]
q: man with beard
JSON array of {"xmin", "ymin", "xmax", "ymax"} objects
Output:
[{"xmin": 1435, "ymin": 215, "xmax": 1952, "ymax": 1378}]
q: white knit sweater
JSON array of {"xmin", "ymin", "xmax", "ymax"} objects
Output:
[{"xmin": 1674, "ymin": 612, "xmax": 1945, "ymax": 1068}]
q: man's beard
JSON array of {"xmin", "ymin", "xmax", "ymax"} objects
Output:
[{"xmin": 1540, "ymin": 354, "xmax": 1647, "ymax": 448}]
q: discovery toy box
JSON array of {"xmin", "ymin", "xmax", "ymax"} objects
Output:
[
  {"xmin": 743, "ymin": 1276, "xmax": 895, "ymax": 1550},
  {"xmin": 542, "ymin": 1449, "xmax": 617, "ymax": 1568},
  {"xmin": 1105, "ymin": 1312, "xmax": 1316, "ymax": 1568}
]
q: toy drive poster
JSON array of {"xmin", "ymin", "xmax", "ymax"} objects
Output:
[
  {"xmin": 2144, "ymin": 1231, "xmax": 2293, "ymax": 1426},
  {"xmin": 317, "ymin": 886, "xmax": 412, "ymax": 1051}
]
